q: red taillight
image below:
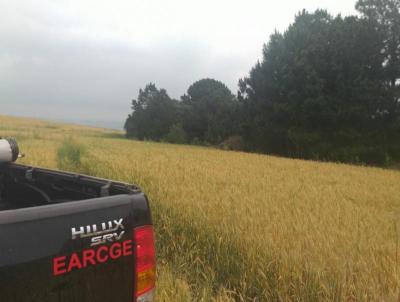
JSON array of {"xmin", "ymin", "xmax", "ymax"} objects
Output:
[{"xmin": 134, "ymin": 225, "xmax": 156, "ymax": 302}]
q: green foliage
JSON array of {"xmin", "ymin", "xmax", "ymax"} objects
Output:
[
  {"xmin": 125, "ymin": 83, "xmax": 180, "ymax": 141},
  {"xmin": 356, "ymin": 0, "xmax": 400, "ymax": 119},
  {"xmin": 328, "ymin": 146, "xmax": 391, "ymax": 166},
  {"xmin": 191, "ymin": 137, "xmax": 202, "ymax": 146},
  {"xmin": 125, "ymin": 79, "xmax": 238, "ymax": 146},
  {"xmin": 57, "ymin": 138, "xmax": 86, "ymax": 172},
  {"xmin": 164, "ymin": 124, "xmax": 187, "ymax": 144},
  {"xmin": 220, "ymin": 136, "xmax": 244, "ymax": 151},
  {"xmin": 181, "ymin": 78, "xmax": 238, "ymax": 144},
  {"xmin": 238, "ymin": 7, "xmax": 400, "ymax": 165}
]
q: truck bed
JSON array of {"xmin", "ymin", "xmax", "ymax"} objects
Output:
[{"xmin": 0, "ymin": 163, "xmax": 140, "ymax": 210}]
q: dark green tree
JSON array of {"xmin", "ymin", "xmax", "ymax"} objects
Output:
[
  {"xmin": 356, "ymin": 0, "xmax": 400, "ymax": 120},
  {"xmin": 239, "ymin": 9, "xmax": 391, "ymax": 164},
  {"xmin": 124, "ymin": 83, "xmax": 180, "ymax": 141},
  {"xmin": 181, "ymin": 78, "xmax": 238, "ymax": 144}
]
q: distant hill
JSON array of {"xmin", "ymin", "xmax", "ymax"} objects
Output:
[{"xmin": 57, "ymin": 118, "xmax": 124, "ymax": 130}]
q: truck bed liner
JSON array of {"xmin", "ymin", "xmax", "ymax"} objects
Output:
[{"xmin": 0, "ymin": 163, "xmax": 140, "ymax": 210}]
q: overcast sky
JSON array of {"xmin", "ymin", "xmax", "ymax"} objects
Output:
[{"xmin": 0, "ymin": 0, "xmax": 356, "ymax": 128}]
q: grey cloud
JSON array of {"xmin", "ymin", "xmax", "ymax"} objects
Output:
[
  {"xmin": 0, "ymin": 0, "xmax": 355, "ymax": 128},
  {"xmin": 0, "ymin": 27, "xmax": 236, "ymax": 124}
]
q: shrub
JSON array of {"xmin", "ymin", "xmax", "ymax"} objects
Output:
[
  {"xmin": 387, "ymin": 145, "xmax": 400, "ymax": 161},
  {"xmin": 357, "ymin": 147, "xmax": 391, "ymax": 166},
  {"xmin": 220, "ymin": 136, "xmax": 244, "ymax": 151},
  {"xmin": 191, "ymin": 137, "xmax": 202, "ymax": 145},
  {"xmin": 165, "ymin": 124, "xmax": 187, "ymax": 144},
  {"xmin": 57, "ymin": 138, "xmax": 86, "ymax": 172},
  {"xmin": 329, "ymin": 146, "xmax": 390, "ymax": 166}
]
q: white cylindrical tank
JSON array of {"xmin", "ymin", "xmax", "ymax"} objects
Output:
[{"xmin": 0, "ymin": 138, "xmax": 19, "ymax": 163}]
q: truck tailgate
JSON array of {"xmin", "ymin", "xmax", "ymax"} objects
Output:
[{"xmin": 0, "ymin": 193, "xmax": 152, "ymax": 302}]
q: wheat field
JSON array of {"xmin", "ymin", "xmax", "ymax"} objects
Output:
[{"xmin": 1, "ymin": 115, "xmax": 400, "ymax": 301}]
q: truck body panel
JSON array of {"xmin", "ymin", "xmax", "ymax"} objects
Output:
[{"xmin": 0, "ymin": 163, "xmax": 154, "ymax": 302}]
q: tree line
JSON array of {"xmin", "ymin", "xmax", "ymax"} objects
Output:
[{"xmin": 125, "ymin": 0, "xmax": 400, "ymax": 165}]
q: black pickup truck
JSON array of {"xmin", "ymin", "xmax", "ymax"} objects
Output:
[{"xmin": 0, "ymin": 138, "xmax": 156, "ymax": 302}]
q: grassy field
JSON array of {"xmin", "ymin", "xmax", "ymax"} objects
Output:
[{"xmin": 1, "ymin": 115, "xmax": 400, "ymax": 301}]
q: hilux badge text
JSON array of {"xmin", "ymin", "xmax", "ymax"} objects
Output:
[{"xmin": 71, "ymin": 218, "xmax": 125, "ymax": 246}]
